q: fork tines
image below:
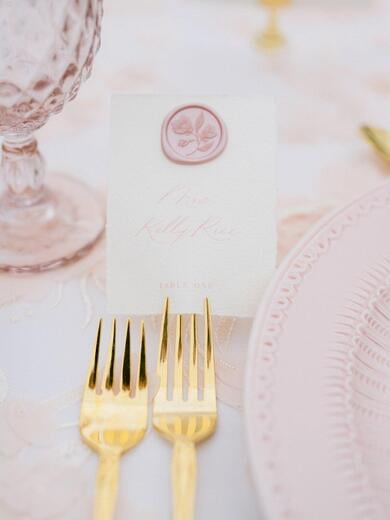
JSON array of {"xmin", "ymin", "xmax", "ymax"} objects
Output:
[
  {"xmin": 157, "ymin": 297, "xmax": 216, "ymax": 402},
  {"xmin": 86, "ymin": 318, "xmax": 147, "ymax": 396}
]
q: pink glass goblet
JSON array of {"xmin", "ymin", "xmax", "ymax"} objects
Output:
[{"xmin": 0, "ymin": 0, "xmax": 105, "ymax": 272}]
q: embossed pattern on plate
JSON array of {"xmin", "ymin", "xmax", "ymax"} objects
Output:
[{"xmin": 245, "ymin": 183, "xmax": 390, "ymax": 520}]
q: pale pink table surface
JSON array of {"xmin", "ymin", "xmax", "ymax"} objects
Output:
[{"xmin": 0, "ymin": 1, "xmax": 389, "ymax": 518}]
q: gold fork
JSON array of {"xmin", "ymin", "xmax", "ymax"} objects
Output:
[
  {"xmin": 80, "ymin": 319, "xmax": 148, "ymax": 520},
  {"xmin": 153, "ymin": 298, "xmax": 218, "ymax": 520},
  {"xmin": 361, "ymin": 125, "xmax": 390, "ymax": 165}
]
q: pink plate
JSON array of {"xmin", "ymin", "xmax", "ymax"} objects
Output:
[{"xmin": 245, "ymin": 183, "xmax": 390, "ymax": 520}]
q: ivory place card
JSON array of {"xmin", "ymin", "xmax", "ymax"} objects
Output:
[{"xmin": 107, "ymin": 95, "xmax": 276, "ymax": 317}]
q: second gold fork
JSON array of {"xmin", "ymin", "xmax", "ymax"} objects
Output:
[{"xmin": 153, "ymin": 298, "xmax": 218, "ymax": 520}]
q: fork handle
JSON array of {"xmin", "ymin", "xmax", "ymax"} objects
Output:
[
  {"xmin": 172, "ymin": 439, "xmax": 197, "ymax": 520},
  {"xmin": 94, "ymin": 452, "xmax": 120, "ymax": 520}
]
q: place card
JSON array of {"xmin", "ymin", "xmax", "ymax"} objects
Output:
[{"xmin": 107, "ymin": 95, "xmax": 276, "ymax": 316}]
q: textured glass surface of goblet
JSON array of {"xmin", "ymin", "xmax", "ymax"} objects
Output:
[
  {"xmin": 0, "ymin": 0, "xmax": 104, "ymax": 273},
  {"xmin": 0, "ymin": 0, "xmax": 102, "ymax": 135}
]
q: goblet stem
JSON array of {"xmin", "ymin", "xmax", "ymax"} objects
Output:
[
  {"xmin": 1, "ymin": 134, "xmax": 46, "ymax": 208},
  {"xmin": 0, "ymin": 132, "xmax": 104, "ymax": 273},
  {"xmin": 255, "ymin": 4, "xmax": 286, "ymax": 50},
  {"xmin": 268, "ymin": 7, "xmax": 279, "ymax": 38},
  {"xmin": 264, "ymin": 6, "xmax": 285, "ymax": 48}
]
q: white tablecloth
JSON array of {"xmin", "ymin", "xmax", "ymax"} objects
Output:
[{"xmin": 1, "ymin": 0, "xmax": 389, "ymax": 518}]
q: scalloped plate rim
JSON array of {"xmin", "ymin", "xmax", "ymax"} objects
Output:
[{"xmin": 244, "ymin": 181, "xmax": 390, "ymax": 519}]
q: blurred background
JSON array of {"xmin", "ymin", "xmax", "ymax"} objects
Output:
[{"xmin": 38, "ymin": 0, "xmax": 389, "ymax": 219}]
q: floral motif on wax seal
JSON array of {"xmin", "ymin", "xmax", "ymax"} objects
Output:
[{"xmin": 161, "ymin": 104, "xmax": 227, "ymax": 164}]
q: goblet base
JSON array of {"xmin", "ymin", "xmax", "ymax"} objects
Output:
[
  {"xmin": 0, "ymin": 173, "xmax": 105, "ymax": 273},
  {"xmin": 254, "ymin": 30, "xmax": 286, "ymax": 50}
]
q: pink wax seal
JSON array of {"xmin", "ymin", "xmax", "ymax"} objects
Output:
[{"xmin": 161, "ymin": 104, "xmax": 227, "ymax": 165}]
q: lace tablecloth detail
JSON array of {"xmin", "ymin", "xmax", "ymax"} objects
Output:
[
  {"xmin": 0, "ymin": 387, "xmax": 90, "ymax": 519},
  {"xmin": 1, "ymin": 197, "xmax": 332, "ymax": 409},
  {"xmin": 0, "ymin": 383, "xmax": 161, "ymax": 519}
]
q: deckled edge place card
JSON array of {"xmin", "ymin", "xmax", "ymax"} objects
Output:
[{"xmin": 107, "ymin": 95, "xmax": 276, "ymax": 317}]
